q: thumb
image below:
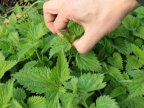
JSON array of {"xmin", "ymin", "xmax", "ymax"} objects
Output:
[{"xmin": 72, "ymin": 26, "xmax": 104, "ymax": 54}]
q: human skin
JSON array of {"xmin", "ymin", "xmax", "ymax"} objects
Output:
[{"xmin": 43, "ymin": 0, "xmax": 140, "ymax": 54}]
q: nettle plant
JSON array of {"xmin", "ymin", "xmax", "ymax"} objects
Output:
[{"xmin": 0, "ymin": 2, "xmax": 144, "ymax": 108}]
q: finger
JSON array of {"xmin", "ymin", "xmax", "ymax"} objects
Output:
[
  {"xmin": 43, "ymin": 0, "xmax": 63, "ymax": 33},
  {"xmin": 43, "ymin": 0, "xmax": 63, "ymax": 13},
  {"xmin": 43, "ymin": 13, "xmax": 57, "ymax": 33},
  {"xmin": 54, "ymin": 12, "xmax": 69, "ymax": 32},
  {"xmin": 72, "ymin": 26, "xmax": 104, "ymax": 54}
]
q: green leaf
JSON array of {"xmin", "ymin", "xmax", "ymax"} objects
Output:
[
  {"xmin": 109, "ymin": 25, "xmax": 129, "ymax": 38},
  {"xmin": 8, "ymin": 31, "xmax": 19, "ymax": 47},
  {"xmin": 46, "ymin": 88, "xmax": 64, "ymax": 108},
  {"xmin": 96, "ymin": 95, "xmax": 119, "ymax": 108},
  {"xmin": 49, "ymin": 38, "xmax": 71, "ymax": 58},
  {"xmin": 76, "ymin": 52, "xmax": 101, "ymax": 72},
  {"xmin": 9, "ymin": 13, "xmax": 17, "ymax": 25},
  {"xmin": 0, "ymin": 60, "xmax": 17, "ymax": 79},
  {"xmin": 110, "ymin": 86, "xmax": 127, "ymax": 98},
  {"xmin": 134, "ymin": 6, "xmax": 144, "ymax": 18},
  {"xmin": 0, "ymin": 25, "xmax": 8, "ymax": 37},
  {"xmin": 0, "ymin": 51, "xmax": 5, "ymax": 61},
  {"xmin": 105, "ymin": 66, "xmax": 124, "ymax": 81},
  {"xmin": 0, "ymin": 79, "xmax": 14, "ymax": 108},
  {"xmin": 77, "ymin": 73, "xmax": 106, "ymax": 94},
  {"xmin": 50, "ymin": 51, "xmax": 70, "ymax": 85},
  {"xmin": 107, "ymin": 52, "xmax": 123, "ymax": 69},
  {"xmin": 122, "ymin": 15, "xmax": 140, "ymax": 31},
  {"xmin": 128, "ymin": 72, "xmax": 144, "ymax": 97},
  {"xmin": 41, "ymin": 35, "xmax": 57, "ymax": 54},
  {"xmin": 121, "ymin": 96, "xmax": 144, "ymax": 108},
  {"xmin": 113, "ymin": 39, "xmax": 132, "ymax": 55},
  {"xmin": 23, "ymin": 61, "xmax": 38, "ymax": 69},
  {"xmin": 60, "ymin": 93, "xmax": 79, "ymax": 108},
  {"xmin": 68, "ymin": 21, "xmax": 84, "ymax": 36},
  {"xmin": 9, "ymin": 99, "xmax": 23, "ymax": 108},
  {"xmin": 17, "ymin": 42, "xmax": 38, "ymax": 60},
  {"xmin": 27, "ymin": 96, "xmax": 47, "ymax": 108},
  {"xmin": 13, "ymin": 67, "xmax": 51, "ymax": 94},
  {"xmin": 134, "ymin": 26, "xmax": 144, "ymax": 40},
  {"xmin": 13, "ymin": 88, "xmax": 26, "ymax": 101},
  {"xmin": 126, "ymin": 55, "xmax": 141, "ymax": 71}
]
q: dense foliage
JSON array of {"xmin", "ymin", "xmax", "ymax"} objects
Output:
[{"xmin": 0, "ymin": 1, "xmax": 144, "ymax": 108}]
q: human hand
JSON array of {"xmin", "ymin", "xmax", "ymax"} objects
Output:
[{"xmin": 43, "ymin": 0, "xmax": 140, "ymax": 53}]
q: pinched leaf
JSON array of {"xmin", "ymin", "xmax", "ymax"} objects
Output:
[
  {"xmin": 96, "ymin": 95, "xmax": 119, "ymax": 108},
  {"xmin": 13, "ymin": 67, "xmax": 51, "ymax": 94},
  {"xmin": 49, "ymin": 38, "xmax": 71, "ymax": 58},
  {"xmin": 27, "ymin": 96, "xmax": 47, "ymax": 108},
  {"xmin": 77, "ymin": 73, "xmax": 106, "ymax": 94},
  {"xmin": 68, "ymin": 21, "xmax": 84, "ymax": 36},
  {"xmin": 76, "ymin": 52, "xmax": 101, "ymax": 72},
  {"xmin": 0, "ymin": 60, "xmax": 17, "ymax": 79}
]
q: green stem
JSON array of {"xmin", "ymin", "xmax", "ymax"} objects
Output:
[{"xmin": 36, "ymin": 50, "xmax": 42, "ymax": 62}]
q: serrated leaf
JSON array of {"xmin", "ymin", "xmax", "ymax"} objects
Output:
[
  {"xmin": 113, "ymin": 39, "xmax": 132, "ymax": 55},
  {"xmin": 107, "ymin": 52, "xmax": 123, "ymax": 69},
  {"xmin": 109, "ymin": 25, "xmax": 129, "ymax": 38},
  {"xmin": 126, "ymin": 55, "xmax": 141, "ymax": 71},
  {"xmin": 17, "ymin": 42, "xmax": 38, "ymax": 60},
  {"xmin": 60, "ymin": 93, "xmax": 78, "ymax": 108},
  {"xmin": 110, "ymin": 86, "xmax": 126, "ymax": 98},
  {"xmin": 41, "ymin": 35, "xmax": 57, "ymax": 54},
  {"xmin": 49, "ymin": 38, "xmax": 71, "ymax": 58},
  {"xmin": 105, "ymin": 66, "xmax": 124, "ymax": 81},
  {"xmin": 0, "ymin": 51, "xmax": 5, "ymax": 61},
  {"xmin": 9, "ymin": 99, "xmax": 23, "ymax": 108},
  {"xmin": 96, "ymin": 95, "xmax": 119, "ymax": 108},
  {"xmin": 0, "ymin": 60, "xmax": 17, "ymax": 79},
  {"xmin": 128, "ymin": 72, "xmax": 144, "ymax": 97},
  {"xmin": 121, "ymin": 96, "xmax": 144, "ymax": 108},
  {"xmin": 77, "ymin": 73, "xmax": 106, "ymax": 94},
  {"xmin": 13, "ymin": 88, "xmax": 26, "ymax": 101},
  {"xmin": 27, "ymin": 96, "xmax": 47, "ymax": 108},
  {"xmin": 135, "ymin": 7, "xmax": 144, "ymax": 15},
  {"xmin": 122, "ymin": 15, "xmax": 140, "ymax": 31},
  {"xmin": 50, "ymin": 51, "xmax": 70, "ymax": 85},
  {"xmin": 23, "ymin": 61, "xmax": 37, "ymax": 69},
  {"xmin": 46, "ymin": 87, "xmax": 64, "ymax": 108},
  {"xmin": 76, "ymin": 52, "xmax": 101, "ymax": 72},
  {"xmin": 68, "ymin": 21, "xmax": 84, "ymax": 36},
  {"xmin": 134, "ymin": 26, "xmax": 144, "ymax": 40},
  {"xmin": 0, "ymin": 80, "xmax": 14, "ymax": 108},
  {"xmin": 13, "ymin": 67, "xmax": 51, "ymax": 94}
]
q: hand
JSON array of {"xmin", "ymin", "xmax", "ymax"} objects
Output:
[{"xmin": 43, "ymin": 0, "xmax": 140, "ymax": 53}]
